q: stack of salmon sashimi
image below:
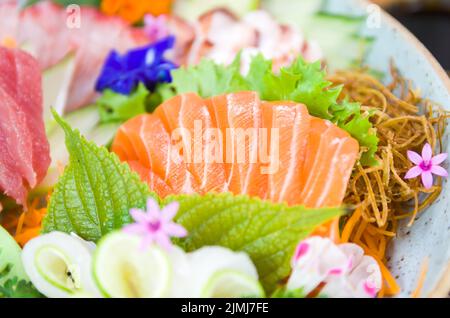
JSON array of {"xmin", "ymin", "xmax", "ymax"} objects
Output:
[{"xmin": 112, "ymin": 92, "xmax": 359, "ymax": 239}]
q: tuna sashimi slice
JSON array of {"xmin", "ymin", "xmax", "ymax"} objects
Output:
[
  {"xmin": 261, "ymin": 101, "xmax": 311, "ymax": 205},
  {"xmin": 11, "ymin": 49, "xmax": 50, "ymax": 182},
  {"xmin": 0, "ymin": 47, "xmax": 50, "ymax": 205},
  {"xmin": 299, "ymin": 117, "xmax": 359, "ymax": 208},
  {"xmin": 155, "ymin": 93, "xmax": 227, "ymax": 194},
  {"xmin": 0, "ymin": 86, "xmax": 33, "ymax": 204},
  {"xmin": 2, "ymin": 0, "xmax": 150, "ymax": 112}
]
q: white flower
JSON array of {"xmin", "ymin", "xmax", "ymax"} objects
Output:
[{"xmin": 287, "ymin": 236, "xmax": 382, "ymax": 298}]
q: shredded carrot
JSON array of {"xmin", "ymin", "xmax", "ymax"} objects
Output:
[
  {"xmin": 13, "ymin": 198, "xmax": 47, "ymax": 247},
  {"xmin": 1, "ymin": 196, "xmax": 49, "ymax": 247},
  {"xmin": 341, "ymin": 207, "xmax": 361, "ymax": 242},
  {"xmin": 411, "ymin": 257, "xmax": 429, "ymax": 298}
]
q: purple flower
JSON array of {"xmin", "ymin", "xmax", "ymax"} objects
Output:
[
  {"xmin": 144, "ymin": 14, "xmax": 170, "ymax": 43},
  {"xmin": 405, "ymin": 143, "xmax": 448, "ymax": 189},
  {"xmin": 123, "ymin": 198, "xmax": 187, "ymax": 251},
  {"xmin": 95, "ymin": 36, "xmax": 177, "ymax": 95}
]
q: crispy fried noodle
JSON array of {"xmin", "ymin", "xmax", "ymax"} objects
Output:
[{"xmin": 329, "ymin": 64, "xmax": 449, "ymax": 296}]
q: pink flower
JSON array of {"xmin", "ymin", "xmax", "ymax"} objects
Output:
[
  {"xmin": 144, "ymin": 14, "xmax": 169, "ymax": 43},
  {"xmin": 405, "ymin": 143, "xmax": 448, "ymax": 189},
  {"xmin": 288, "ymin": 237, "xmax": 382, "ymax": 298},
  {"xmin": 123, "ymin": 198, "xmax": 187, "ymax": 251}
]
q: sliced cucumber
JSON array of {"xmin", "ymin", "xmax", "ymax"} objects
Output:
[
  {"xmin": 0, "ymin": 225, "xmax": 29, "ymax": 284},
  {"xmin": 188, "ymin": 246, "xmax": 260, "ymax": 298},
  {"xmin": 305, "ymin": 13, "xmax": 373, "ymax": 71},
  {"xmin": 21, "ymin": 232, "xmax": 99, "ymax": 298},
  {"xmin": 93, "ymin": 231, "xmax": 172, "ymax": 298},
  {"xmin": 42, "ymin": 53, "xmax": 76, "ymax": 123},
  {"xmin": 201, "ymin": 269, "xmax": 264, "ymax": 298},
  {"xmin": 261, "ymin": 0, "xmax": 322, "ymax": 29},
  {"xmin": 173, "ymin": 0, "xmax": 260, "ymax": 21},
  {"xmin": 167, "ymin": 245, "xmax": 193, "ymax": 298}
]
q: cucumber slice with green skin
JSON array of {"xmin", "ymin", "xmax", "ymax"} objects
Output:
[
  {"xmin": 21, "ymin": 232, "xmax": 99, "ymax": 298},
  {"xmin": 261, "ymin": 0, "xmax": 322, "ymax": 28},
  {"xmin": 93, "ymin": 231, "xmax": 172, "ymax": 298},
  {"xmin": 201, "ymin": 269, "xmax": 265, "ymax": 298},
  {"xmin": 0, "ymin": 225, "xmax": 29, "ymax": 284},
  {"xmin": 306, "ymin": 13, "xmax": 374, "ymax": 71},
  {"xmin": 188, "ymin": 246, "xmax": 260, "ymax": 298},
  {"xmin": 173, "ymin": 0, "xmax": 260, "ymax": 21}
]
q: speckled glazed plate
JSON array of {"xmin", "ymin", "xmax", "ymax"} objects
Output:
[
  {"xmin": 360, "ymin": 3, "xmax": 450, "ymax": 298},
  {"xmin": 267, "ymin": 0, "xmax": 450, "ymax": 297}
]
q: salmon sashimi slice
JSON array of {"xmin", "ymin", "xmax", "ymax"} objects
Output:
[
  {"xmin": 206, "ymin": 92, "xmax": 263, "ymax": 197},
  {"xmin": 127, "ymin": 161, "xmax": 174, "ymax": 199},
  {"xmin": 154, "ymin": 93, "xmax": 227, "ymax": 194},
  {"xmin": 111, "ymin": 92, "xmax": 360, "ymax": 244},
  {"xmin": 261, "ymin": 101, "xmax": 311, "ymax": 205},
  {"xmin": 299, "ymin": 117, "xmax": 359, "ymax": 208},
  {"xmin": 112, "ymin": 114, "xmax": 199, "ymax": 195},
  {"xmin": 112, "ymin": 92, "xmax": 360, "ymax": 242}
]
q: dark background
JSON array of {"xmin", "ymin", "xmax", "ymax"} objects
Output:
[{"xmin": 382, "ymin": 1, "xmax": 450, "ymax": 71}]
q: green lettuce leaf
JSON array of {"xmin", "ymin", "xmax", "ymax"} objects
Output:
[
  {"xmin": 97, "ymin": 84, "xmax": 149, "ymax": 124},
  {"xmin": 0, "ymin": 262, "xmax": 43, "ymax": 298},
  {"xmin": 330, "ymin": 100, "xmax": 379, "ymax": 166},
  {"xmin": 159, "ymin": 54, "xmax": 378, "ymax": 165},
  {"xmin": 165, "ymin": 193, "xmax": 342, "ymax": 293},
  {"xmin": 42, "ymin": 111, "xmax": 156, "ymax": 242}
]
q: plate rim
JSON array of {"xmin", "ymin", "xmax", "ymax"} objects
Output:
[{"xmin": 360, "ymin": 0, "xmax": 450, "ymax": 297}]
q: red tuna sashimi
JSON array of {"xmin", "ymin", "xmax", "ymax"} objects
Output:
[
  {"xmin": 0, "ymin": 47, "xmax": 50, "ymax": 205},
  {"xmin": 1, "ymin": 1, "xmax": 149, "ymax": 111}
]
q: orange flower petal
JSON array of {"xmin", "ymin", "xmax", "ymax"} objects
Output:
[
  {"xmin": 145, "ymin": 0, "xmax": 173, "ymax": 16},
  {"xmin": 101, "ymin": 0, "xmax": 124, "ymax": 16},
  {"xmin": 118, "ymin": 0, "xmax": 147, "ymax": 23}
]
